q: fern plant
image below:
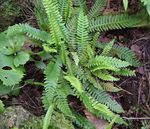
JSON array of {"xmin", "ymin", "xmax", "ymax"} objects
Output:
[{"xmin": 0, "ymin": 0, "xmax": 149, "ymax": 128}]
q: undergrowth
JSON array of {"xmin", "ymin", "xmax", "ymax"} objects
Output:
[{"xmin": 0, "ymin": 0, "xmax": 149, "ymax": 128}]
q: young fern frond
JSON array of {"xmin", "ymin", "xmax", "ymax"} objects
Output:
[{"xmin": 88, "ymin": 0, "xmax": 107, "ymax": 18}]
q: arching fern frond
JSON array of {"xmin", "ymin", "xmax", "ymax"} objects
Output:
[
  {"xmin": 5, "ymin": 24, "xmax": 51, "ymax": 43},
  {"xmin": 85, "ymin": 85, "xmax": 124, "ymax": 113},
  {"xmin": 87, "ymin": 56, "xmax": 130, "ymax": 71},
  {"xmin": 97, "ymin": 43, "xmax": 140, "ymax": 67},
  {"xmin": 89, "ymin": 13, "xmax": 145, "ymax": 32}
]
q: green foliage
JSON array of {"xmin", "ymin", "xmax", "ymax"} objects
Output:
[
  {"xmin": 0, "ymin": 0, "xmax": 149, "ymax": 128},
  {"xmin": 141, "ymin": 0, "xmax": 150, "ymax": 15},
  {"xmin": 122, "ymin": 0, "xmax": 150, "ymax": 15},
  {"xmin": 0, "ymin": 100, "xmax": 5, "ymax": 113}
]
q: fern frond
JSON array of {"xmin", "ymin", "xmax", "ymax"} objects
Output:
[
  {"xmin": 54, "ymin": 87, "xmax": 72, "ymax": 117},
  {"xmin": 93, "ymin": 70, "xmax": 119, "ymax": 81},
  {"xmin": 72, "ymin": 110, "xmax": 96, "ymax": 129},
  {"xmin": 66, "ymin": 16, "xmax": 78, "ymax": 52},
  {"xmin": 6, "ymin": 24, "xmax": 51, "ymax": 43},
  {"xmin": 89, "ymin": 13, "xmax": 144, "ymax": 32},
  {"xmin": 97, "ymin": 43, "xmax": 140, "ymax": 67},
  {"xmin": 112, "ymin": 44, "xmax": 140, "ymax": 67},
  {"xmin": 65, "ymin": 75, "xmax": 84, "ymax": 93},
  {"xmin": 35, "ymin": 0, "xmax": 49, "ymax": 31},
  {"xmin": 113, "ymin": 68, "xmax": 136, "ymax": 76},
  {"xmin": 101, "ymin": 40, "xmax": 115, "ymax": 56},
  {"xmin": 43, "ymin": 0, "xmax": 68, "ymax": 43},
  {"xmin": 43, "ymin": 59, "xmax": 62, "ymax": 108},
  {"xmin": 88, "ymin": 56, "xmax": 130, "ymax": 70},
  {"xmin": 85, "ymin": 85, "xmax": 124, "ymax": 113},
  {"xmin": 88, "ymin": 0, "xmax": 107, "ymax": 18},
  {"xmin": 77, "ymin": 10, "xmax": 89, "ymax": 61},
  {"xmin": 58, "ymin": 0, "xmax": 72, "ymax": 22}
]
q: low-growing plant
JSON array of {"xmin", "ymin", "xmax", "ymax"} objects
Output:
[{"xmin": 0, "ymin": 0, "xmax": 149, "ymax": 128}]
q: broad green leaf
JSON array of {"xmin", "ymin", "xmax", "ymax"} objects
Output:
[
  {"xmin": 0, "ymin": 68, "xmax": 24, "ymax": 86},
  {"xmin": 14, "ymin": 51, "xmax": 30, "ymax": 67},
  {"xmin": 65, "ymin": 75, "xmax": 84, "ymax": 93},
  {"xmin": 0, "ymin": 54, "xmax": 14, "ymax": 68}
]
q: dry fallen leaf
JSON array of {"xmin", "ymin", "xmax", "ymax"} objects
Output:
[{"xmin": 84, "ymin": 110, "xmax": 109, "ymax": 129}]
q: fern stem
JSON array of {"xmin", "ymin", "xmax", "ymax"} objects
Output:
[{"xmin": 43, "ymin": 104, "xmax": 54, "ymax": 129}]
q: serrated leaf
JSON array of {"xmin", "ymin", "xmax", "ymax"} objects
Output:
[{"xmin": 14, "ymin": 51, "xmax": 30, "ymax": 67}]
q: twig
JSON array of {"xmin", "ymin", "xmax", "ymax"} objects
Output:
[{"xmin": 123, "ymin": 117, "xmax": 150, "ymax": 120}]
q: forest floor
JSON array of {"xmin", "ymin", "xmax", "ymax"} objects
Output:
[{"xmin": 0, "ymin": 0, "xmax": 150, "ymax": 129}]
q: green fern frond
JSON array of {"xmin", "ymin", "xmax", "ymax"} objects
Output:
[
  {"xmin": 72, "ymin": 110, "xmax": 96, "ymax": 129},
  {"xmin": 66, "ymin": 16, "xmax": 78, "ymax": 52},
  {"xmin": 54, "ymin": 87, "xmax": 72, "ymax": 117},
  {"xmin": 114, "ymin": 68, "xmax": 136, "ymax": 76},
  {"xmin": 88, "ymin": 56, "xmax": 130, "ymax": 70},
  {"xmin": 77, "ymin": 10, "xmax": 89, "ymax": 61},
  {"xmin": 93, "ymin": 70, "xmax": 119, "ymax": 81},
  {"xmin": 101, "ymin": 40, "xmax": 115, "ymax": 56},
  {"xmin": 88, "ymin": 0, "xmax": 107, "ymax": 18},
  {"xmin": 112, "ymin": 44, "xmax": 140, "ymax": 67},
  {"xmin": 43, "ymin": 59, "xmax": 62, "ymax": 108},
  {"xmin": 89, "ymin": 13, "xmax": 144, "ymax": 32},
  {"xmin": 6, "ymin": 24, "xmax": 51, "ymax": 43},
  {"xmin": 43, "ymin": 0, "xmax": 68, "ymax": 43},
  {"xmin": 97, "ymin": 43, "xmax": 140, "ymax": 67},
  {"xmin": 58, "ymin": 0, "xmax": 73, "ymax": 22},
  {"xmin": 85, "ymin": 85, "xmax": 124, "ymax": 113},
  {"xmin": 65, "ymin": 75, "xmax": 84, "ymax": 93},
  {"xmin": 35, "ymin": 0, "xmax": 49, "ymax": 31}
]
